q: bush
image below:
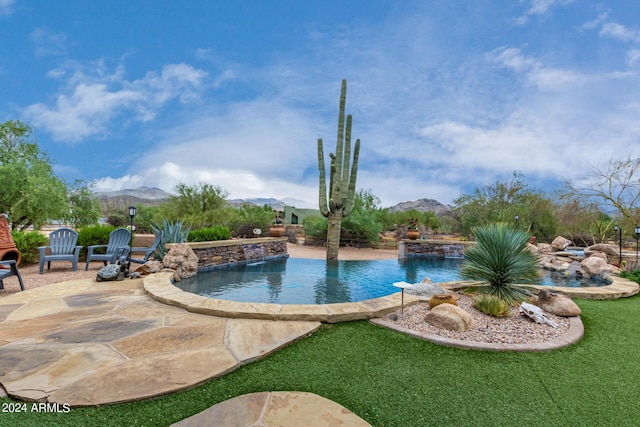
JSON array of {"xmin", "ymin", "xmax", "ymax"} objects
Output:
[
  {"xmin": 188, "ymin": 225, "xmax": 231, "ymax": 242},
  {"xmin": 620, "ymin": 269, "xmax": 640, "ymax": 285},
  {"xmin": 78, "ymin": 225, "xmax": 116, "ymax": 259},
  {"xmin": 461, "ymin": 222, "xmax": 539, "ymax": 305},
  {"xmin": 11, "ymin": 230, "xmax": 48, "ymax": 264},
  {"xmin": 472, "ymin": 294, "xmax": 511, "ymax": 317},
  {"xmin": 151, "ymin": 220, "xmax": 190, "ymax": 260}
]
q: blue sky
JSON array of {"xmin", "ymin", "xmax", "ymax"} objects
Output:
[{"xmin": 1, "ymin": 1, "xmax": 640, "ymax": 208}]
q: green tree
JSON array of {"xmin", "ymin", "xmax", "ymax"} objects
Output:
[
  {"xmin": 0, "ymin": 120, "xmax": 68, "ymax": 230},
  {"xmin": 461, "ymin": 222, "xmax": 539, "ymax": 305},
  {"xmin": 158, "ymin": 182, "xmax": 230, "ymax": 228},
  {"xmin": 66, "ymin": 180, "xmax": 102, "ymax": 228},
  {"xmin": 341, "ymin": 190, "xmax": 383, "ymax": 247},
  {"xmin": 453, "ymin": 172, "xmax": 557, "ymax": 240},
  {"xmin": 228, "ymin": 204, "xmax": 274, "ymax": 237}
]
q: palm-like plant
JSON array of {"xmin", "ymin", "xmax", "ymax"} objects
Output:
[{"xmin": 461, "ymin": 222, "xmax": 539, "ymax": 305}]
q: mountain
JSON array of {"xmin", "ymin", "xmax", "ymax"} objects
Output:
[
  {"xmin": 228, "ymin": 197, "xmax": 316, "ymax": 210},
  {"xmin": 96, "ymin": 187, "xmax": 173, "ymax": 200},
  {"xmin": 387, "ymin": 198, "xmax": 452, "ymax": 216}
]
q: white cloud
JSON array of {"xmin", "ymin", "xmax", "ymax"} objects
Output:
[
  {"xmin": 0, "ymin": 0, "xmax": 14, "ymax": 16},
  {"xmin": 515, "ymin": 0, "xmax": 576, "ymax": 26},
  {"xmin": 31, "ymin": 28, "xmax": 67, "ymax": 57},
  {"xmin": 600, "ymin": 22, "xmax": 640, "ymax": 44},
  {"xmin": 22, "ymin": 62, "xmax": 208, "ymax": 142}
]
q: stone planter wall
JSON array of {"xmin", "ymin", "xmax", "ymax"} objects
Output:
[
  {"xmin": 174, "ymin": 237, "xmax": 288, "ymax": 271},
  {"xmin": 398, "ymin": 239, "xmax": 475, "ymax": 259}
]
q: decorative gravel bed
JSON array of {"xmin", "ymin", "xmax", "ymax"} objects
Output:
[{"xmin": 383, "ymin": 294, "xmax": 571, "ymax": 345}]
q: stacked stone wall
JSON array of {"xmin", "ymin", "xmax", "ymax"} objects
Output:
[{"xmin": 181, "ymin": 238, "xmax": 288, "ymax": 271}]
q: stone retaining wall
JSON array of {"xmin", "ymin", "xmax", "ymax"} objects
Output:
[
  {"xmin": 176, "ymin": 237, "xmax": 288, "ymax": 271},
  {"xmin": 398, "ymin": 239, "xmax": 476, "ymax": 258}
]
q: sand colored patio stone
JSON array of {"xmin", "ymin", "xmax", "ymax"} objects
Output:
[
  {"xmin": 226, "ymin": 318, "xmax": 320, "ymax": 362},
  {"xmin": 0, "ymin": 278, "xmax": 320, "ymax": 406},
  {"xmin": 172, "ymin": 391, "xmax": 372, "ymax": 427},
  {"xmin": 111, "ymin": 321, "xmax": 228, "ymax": 358},
  {"xmin": 0, "ymin": 343, "xmax": 124, "ymax": 401}
]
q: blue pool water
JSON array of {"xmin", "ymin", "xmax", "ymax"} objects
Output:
[{"xmin": 176, "ymin": 257, "xmax": 609, "ymax": 305}]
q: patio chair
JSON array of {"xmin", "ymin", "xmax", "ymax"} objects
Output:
[
  {"xmin": 85, "ymin": 228, "xmax": 132, "ymax": 270},
  {"xmin": 38, "ymin": 228, "xmax": 82, "ymax": 274},
  {"xmin": 129, "ymin": 231, "xmax": 164, "ymax": 264},
  {"xmin": 0, "ymin": 259, "xmax": 24, "ymax": 291}
]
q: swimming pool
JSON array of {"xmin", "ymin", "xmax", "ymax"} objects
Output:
[{"xmin": 175, "ymin": 257, "xmax": 608, "ymax": 305}]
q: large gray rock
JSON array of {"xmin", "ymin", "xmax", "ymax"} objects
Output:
[
  {"xmin": 405, "ymin": 280, "xmax": 446, "ymax": 297},
  {"xmin": 584, "ymin": 243, "xmax": 619, "ymax": 257},
  {"xmin": 424, "ymin": 303, "xmax": 473, "ymax": 332},
  {"xmin": 162, "ymin": 244, "xmax": 199, "ymax": 279},
  {"xmin": 581, "ymin": 256, "xmax": 608, "ymax": 277},
  {"xmin": 537, "ymin": 290, "xmax": 581, "ymax": 317}
]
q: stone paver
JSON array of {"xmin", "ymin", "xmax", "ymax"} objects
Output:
[
  {"xmin": 171, "ymin": 391, "xmax": 372, "ymax": 427},
  {"xmin": 0, "ymin": 278, "xmax": 320, "ymax": 406}
]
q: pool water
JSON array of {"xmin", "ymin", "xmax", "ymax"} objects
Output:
[{"xmin": 176, "ymin": 257, "xmax": 609, "ymax": 305}]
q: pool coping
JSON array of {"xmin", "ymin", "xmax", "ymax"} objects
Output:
[
  {"xmin": 143, "ymin": 272, "xmax": 638, "ymax": 324},
  {"xmin": 143, "ymin": 272, "xmax": 423, "ymax": 323}
]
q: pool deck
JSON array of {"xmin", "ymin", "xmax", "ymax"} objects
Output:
[{"xmin": 0, "ymin": 269, "xmax": 636, "ymax": 425}]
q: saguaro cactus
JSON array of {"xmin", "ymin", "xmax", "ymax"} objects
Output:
[{"xmin": 317, "ymin": 79, "xmax": 361, "ymax": 261}]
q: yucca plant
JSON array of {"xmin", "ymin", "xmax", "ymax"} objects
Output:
[
  {"xmin": 151, "ymin": 220, "xmax": 191, "ymax": 260},
  {"xmin": 461, "ymin": 222, "xmax": 539, "ymax": 305}
]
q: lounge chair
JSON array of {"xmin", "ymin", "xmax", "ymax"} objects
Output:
[
  {"xmin": 0, "ymin": 259, "xmax": 24, "ymax": 291},
  {"xmin": 129, "ymin": 231, "xmax": 164, "ymax": 264},
  {"xmin": 85, "ymin": 228, "xmax": 131, "ymax": 270},
  {"xmin": 38, "ymin": 228, "xmax": 82, "ymax": 274}
]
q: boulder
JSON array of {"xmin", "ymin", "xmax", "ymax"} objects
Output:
[
  {"xmin": 584, "ymin": 243, "xmax": 619, "ymax": 258},
  {"xmin": 162, "ymin": 244, "xmax": 199, "ymax": 279},
  {"xmin": 425, "ymin": 303, "xmax": 474, "ymax": 332},
  {"xmin": 537, "ymin": 243, "xmax": 553, "ymax": 253},
  {"xmin": 581, "ymin": 256, "xmax": 608, "ymax": 277},
  {"xmin": 589, "ymin": 252, "xmax": 608, "ymax": 262},
  {"xmin": 428, "ymin": 294, "xmax": 458, "ymax": 309},
  {"xmin": 131, "ymin": 261, "xmax": 164, "ymax": 275},
  {"xmin": 551, "ymin": 236, "xmax": 573, "ymax": 252},
  {"xmin": 537, "ymin": 290, "xmax": 581, "ymax": 317}
]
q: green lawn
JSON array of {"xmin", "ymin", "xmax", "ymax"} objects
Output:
[{"xmin": 2, "ymin": 296, "xmax": 639, "ymax": 427}]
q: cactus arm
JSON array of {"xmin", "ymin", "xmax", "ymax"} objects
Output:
[
  {"xmin": 341, "ymin": 114, "xmax": 352, "ymax": 207},
  {"xmin": 334, "ymin": 80, "xmax": 347, "ymax": 191},
  {"xmin": 317, "ymin": 138, "xmax": 329, "ymax": 217},
  {"xmin": 343, "ymin": 138, "xmax": 360, "ymax": 216}
]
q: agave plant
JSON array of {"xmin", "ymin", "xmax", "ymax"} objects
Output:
[
  {"xmin": 151, "ymin": 220, "xmax": 191, "ymax": 260},
  {"xmin": 461, "ymin": 222, "xmax": 539, "ymax": 305}
]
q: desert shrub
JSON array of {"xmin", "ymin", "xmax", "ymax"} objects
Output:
[
  {"xmin": 188, "ymin": 225, "xmax": 231, "ymax": 242},
  {"xmin": 78, "ymin": 225, "xmax": 116, "ymax": 258},
  {"xmin": 151, "ymin": 220, "xmax": 190, "ymax": 260},
  {"xmin": 461, "ymin": 222, "xmax": 539, "ymax": 305},
  {"xmin": 11, "ymin": 230, "xmax": 48, "ymax": 264},
  {"xmin": 472, "ymin": 294, "xmax": 511, "ymax": 317}
]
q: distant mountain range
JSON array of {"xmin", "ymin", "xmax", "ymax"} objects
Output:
[{"xmin": 95, "ymin": 187, "xmax": 452, "ymax": 215}]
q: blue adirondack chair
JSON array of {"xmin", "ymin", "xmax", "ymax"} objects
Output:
[
  {"xmin": 129, "ymin": 231, "xmax": 164, "ymax": 264},
  {"xmin": 85, "ymin": 228, "xmax": 132, "ymax": 270},
  {"xmin": 38, "ymin": 228, "xmax": 82, "ymax": 274},
  {"xmin": 0, "ymin": 259, "xmax": 24, "ymax": 291}
]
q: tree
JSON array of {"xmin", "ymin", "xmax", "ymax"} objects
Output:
[
  {"xmin": 158, "ymin": 182, "xmax": 230, "ymax": 228},
  {"xmin": 0, "ymin": 120, "xmax": 68, "ymax": 230},
  {"xmin": 227, "ymin": 204, "xmax": 273, "ymax": 237},
  {"xmin": 66, "ymin": 180, "xmax": 102, "ymax": 228},
  {"xmin": 317, "ymin": 79, "xmax": 361, "ymax": 260},
  {"xmin": 340, "ymin": 190, "xmax": 383, "ymax": 247},
  {"xmin": 565, "ymin": 156, "xmax": 640, "ymax": 231},
  {"xmin": 453, "ymin": 172, "xmax": 557, "ymax": 240}
]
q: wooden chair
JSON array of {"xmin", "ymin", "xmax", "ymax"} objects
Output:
[
  {"xmin": 129, "ymin": 231, "xmax": 164, "ymax": 264},
  {"xmin": 85, "ymin": 228, "xmax": 131, "ymax": 270},
  {"xmin": 38, "ymin": 228, "xmax": 82, "ymax": 274},
  {"xmin": 0, "ymin": 260, "xmax": 24, "ymax": 291}
]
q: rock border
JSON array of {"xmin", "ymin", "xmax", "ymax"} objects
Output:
[{"xmin": 370, "ymin": 315, "xmax": 584, "ymax": 352}]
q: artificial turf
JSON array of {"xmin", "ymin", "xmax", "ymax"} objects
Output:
[{"xmin": 1, "ymin": 296, "xmax": 639, "ymax": 426}]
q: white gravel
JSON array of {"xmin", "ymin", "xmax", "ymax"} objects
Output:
[{"xmin": 384, "ymin": 295, "xmax": 571, "ymax": 344}]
